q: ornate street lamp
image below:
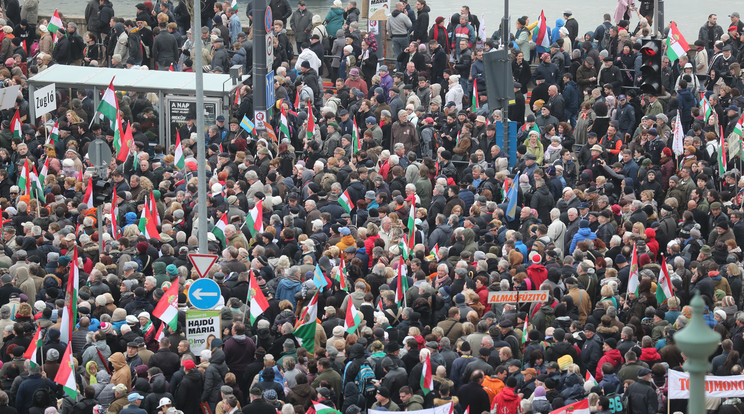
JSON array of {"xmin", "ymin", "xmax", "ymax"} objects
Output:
[{"xmin": 674, "ymin": 292, "xmax": 721, "ymax": 414}]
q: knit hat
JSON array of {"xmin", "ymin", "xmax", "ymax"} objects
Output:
[
  {"xmin": 534, "ymin": 386, "xmax": 546, "ymax": 398},
  {"xmin": 100, "ymin": 322, "xmax": 114, "ymax": 335},
  {"xmin": 166, "ymin": 264, "xmax": 178, "ymax": 276},
  {"xmin": 112, "ymin": 308, "xmax": 127, "ymax": 322}
]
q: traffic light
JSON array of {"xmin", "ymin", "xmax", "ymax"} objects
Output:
[
  {"xmin": 93, "ymin": 180, "xmax": 111, "ymax": 206},
  {"xmin": 639, "ymin": 38, "xmax": 662, "ymax": 96}
]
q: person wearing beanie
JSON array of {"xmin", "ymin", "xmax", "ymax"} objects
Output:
[
  {"xmin": 595, "ymin": 338, "xmax": 623, "ymax": 381},
  {"xmin": 651, "ymin": 308, "xmax": 670, "ymax": 341},
  {"xmin": 531, "ymin": 385, "xmax": 551, "ymax": 413},
  {"xmin": 492, "ymin": 376, "xmax": 521, "ymax": 414}
]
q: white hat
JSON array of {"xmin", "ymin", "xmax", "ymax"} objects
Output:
[
  {"xmin": 138, "ymin": 312, "xmax": 150, "ymax": 320},
  {"xmin": 158, "ymin": 398, "xmax": 172, "ymax": 408}
]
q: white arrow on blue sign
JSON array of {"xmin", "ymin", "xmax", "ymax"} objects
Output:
[{"xmin": 188, "ymin": 278, "xmax": 222, "ymax": 310}]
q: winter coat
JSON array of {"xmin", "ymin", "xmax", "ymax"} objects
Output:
[
  {"xmin": 109, "ymin": 352, "xmax": 132, "ymax": 389},
  {"xmin": 174, "ymin": 369, "xmax": 204, "ymax": 414},
  {"xmin": 492, "ymin": 387, "xmax": 520, "ymax": 414},
  {"xmin": 148, "ymin": 347, "xmax": 180, "ymax": 380},
  {"xmin": 202, "ymin": 348, "xmax": 228, "ymax": 402},
  {"xmin": 595, "ymin": 348, "xmax": 623, "ymax": 380},
  {"xmin": 569, "ymin": 227, "xmax": 597, "ymax": 254},
  {"xmin": 626, "ymin": 379, "xmax": 657, "ymax": 414},
  {"xmin": 324, "ymin": 7, "xmax": 344, "ymax": 37}
]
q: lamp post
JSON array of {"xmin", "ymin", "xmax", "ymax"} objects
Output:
[{"xmin": 674, "ymin": 292, "xmax": 720, "ymax": 414}]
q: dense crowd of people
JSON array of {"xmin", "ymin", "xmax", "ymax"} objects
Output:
[{"xmin": 2, "ymin": 0, "xmax": 744, "ymax": 414}]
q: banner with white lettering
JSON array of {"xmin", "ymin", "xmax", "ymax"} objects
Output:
[
  {"xmin": 370, "ymin": 402, "xmax": 452, "ymax": 414},
  {"xmin": 487, "ymin": 290, "xmax": 549, "ymax": 304},
  {"xmin": 668, "ymin": 369, "xmax": 744, "ymax": 399},
  {"xmin": 185, "ymin": 310, "xmax": 221, "ymax": 354}
]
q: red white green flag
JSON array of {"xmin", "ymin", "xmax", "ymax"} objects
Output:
[
  {"xmin": 344, "ymin": 301, "xmax": 362, "ymax": 334},
  {"xmin": 407, "ymin": 202, "xmax": 416, "ymax": 250},
  {"xmin": 47, "ymin": 9, "xmax": 65, "ymax": 35},
  {"xmin": 279, "ymin": 106, "xmax": 290, "ymax": 138},
  {"xmin": 54, "ymin": 342, "xmax": 77, "ymax": 399},
  {"xmin": 627, "ymin": 244, "xmax": 640, "ymax": 296},
  {"xmin": 306, "ymin": 105, "xmax": 315, "ymax": 139},
  {"xmin": 18, "ymin": 158, "xmax": 30, "ymax": 196},
  {"xmin": 11, "ymin": 110, "xmax": 21, "ymax": 139},
  {"xmin": 420, "ymin": 351, "xmax": 434, "ymax": 395},
  {"xmin": 248, "ymin": 270, "xmax": 269, "ymax": 324},
  {"xmin": 174, "ymin": 130, "xmax": 185, "ymax": 169},
  {"xmin": 212, "ymin": 212, "xmax": 228, "ymax": 246},
  {"xmin": 665, "ymin": 21, "xmax": 689, "ymax": 62},
  {"xmin": 656, "ymin": 253, "xmax": 674, "ymax": 305},
  {"xmin": 472, "ymin": 81, "xmax": 479, "ymax": 112},
  {"xmin": 83, "ymin": 175, "xmax": 93, "ymax": 207},
  {"xmin": 337, "ymin": 256, "xmax": 349, "ymax": 292},
  {"xmin": 96, "ymin": 77, "xmax": 118, "ymax": 126},
  {"xmin": 247, "ymin": 200, "xmax": 264, "ymax": 237},
  {"xmin": 352, "ymin": 117, "xmax": 361, "ymax": 154},
  {"xmin": 23, "ymin": 325, "xmax": 43, "ymax": 367},
  {"xmin": 720, "ymin": 125, "xmax": 728, "ymax": 176},
  {"xmin": 111, "ymin": 187, "xmax": 119, "ymax": 239},
  {"xmin": 153, "ymin": 280, "xmax": 179, "ymax": 331},
  {"xmin": 395, "ymin": 256, "xmax": 408, "ymax": 306},
  {"xmin": 60, "ymin": 246, "xmax": 79, "ymax": 344},
  {"xmin": 46, "ymin": 120, "xmax": 59, "ymax": 146},
  {"xmin": 338, "ymin": 189, "xmax": 354, "ymax": 213}
]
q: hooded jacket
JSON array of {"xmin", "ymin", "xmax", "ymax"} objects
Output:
[
  {"xmin": 109, "ymin": 352, "xmax": 132, "ymax": 389},
  {"xmin": 492, "ymin": 387, "xmax": 521, "ymax": 414},
  {"xmin": 596, "ymin": 348, "xmax": 623, "ymax": 380},
  {"xmin": 202, "ymin": 348, "xmax": 229, "ymax": 402},
  {"xmin": 15, "ymin": 266, "xmax": 35, "ymax": 302}
]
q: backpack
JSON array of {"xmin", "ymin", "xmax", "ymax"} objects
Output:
[
  {"xmin": 31, "ymin": 385, "xmax": 54, "ymax": 409},
  {"xmin": 127, "ymin": 31, "xmax": 144, "ymax": 63},
  {"xmin": 355, "ymin": 362, "xmax": 376, "ymax": 394}
]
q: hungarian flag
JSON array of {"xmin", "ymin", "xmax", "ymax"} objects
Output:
[
  {"xmin": 46, "ymin": 120, "xmax": 59, "ymax": 145},
  {"xmin": 18, "ymin": 158, "xmax": 30, "ymax": 196},
  {"xmin": 734, "ymin": 113, "xmax": 744, "ymax": 137},
  {"xmin": 313, "ymin": 263, "xmax": 328, "ymax": 290},
  {"xmin": 656, "ymin": 254, "xmax": 674, "ymax": 305},
  {"xmin": 149, "ymin": 191, "xmax": 161, "ymax": 226},
  {"xmin": 155, "ymin": 322, "xmax": 165, "ymax": 341},
  {"xmin": 111, "ymin": 187, "xmax": 120, "ymax": 239},
  {"xmin": 700, "ymin": 93, "xmax": 713, "ymax": 122},
  {"xmin": 248, "ymin": 270, "xmax": 269, "ymax": 324},
  {"xmin": 23, "ymin": 325, "xmax": 43, "ymax": 367},
  {"xmin": 60, "ymin": 246, "xmax": 79, "ymax": 344},
  {"xmin": 212, "ymin": 212, "xmax": 228, "ymax": 246},
  {"xmin": 472, "ymin": 81, "xmax": 479, "ymax": 112},
  {"xmin": 138, "ymin": 197, "xmax": 160, "ymax": 239},
  {"xmin": 30, "ymin": 165, "xmax": 43, "ymax": 200},
  {"xmin": 337, "ymin": 256, "xmax": 349, "ymax": 292},
  {"xmin": 306, "ymin": 105, "xmax": 315, "ymax": 139},
  {"xmin": 665, "ymin": 21, "xmax": 689, "ymax": 62},
  {"xmin": 407, "ymin": 202, "xmax": 416, "ymax": 250},
  {"xmin": 11, "ymin": 110, "xmax": 21, "ymax": 139},
  {"xmin": 174, "ymin": 131, "xmax": 185, "ymax": 169},
  {"xmin": 420, "ymin": 351, "xmax": 434, "ymax": 395},
  {"xmin": 279, "ymin": 106, "xmax": 290, "ymax": 138},
  {"xmin": 235, "ymin": 89, "xmax": 241, "ymax": 106},
  {"xmin": 720, "ymin": 125, "xmax": 728, "ymax": 176},
  {"xmin": 550, "ymin": 399, "xmax": 590, "ymax": 414},
  {"xmin": 153, "ymin": 280, "xmax": 179, "ymax": 331},
  {"xmin": 47, "ymin": 9, "xmax": 65, "ymax": 35},
  {"xmin": 83, "ymin": 175, "xmax": 93, "ymax": 207},
  {"xmin": 54, "ymin": 343, "xmax": 77, "ymax": 399},
  {"xmin": 313, "ymin": 402, "xmax": 342, "ymax": 414},
  {"xmin": 627, "ymin": 244, "xmax": 640, "ymax": 296},
  {"xmin": 535, "ymin": 10, "xmax": 550, "ymax": 49},
  {"xmin": 338, "ymin": 189, "xmax": 354, "ymax": 213},
  {"xmin": 142, "ymin": 320, "xmax": 154, "ymax": 336},
  {"xmin": 672, "ymin": 109, "xmax": 685, "ymax": 156},
  {"xmin": 246, "ymin": 200, "xmax": 264, "ymax": 237},
  {"xmin": 295, "ymin": 291, "xmax": 318, "ymax": 352},
  {"xmin": 429, "ymin": 243, "xmax": 439, "ymax": 257},
  {"xmin": 231, "ymin": 0, "xmax": 238, "ymax": 11},
  {"xmin": 585, "ymin": 371, "xmax": 598, "ymax": 386},
  {"xmin": 522, "ymin": 314, "xmax": 529, "ymax": 344},
  {"xmin": 395, "ymin": 256, "xmax": 408, "ymax": 306},
  {"xmin": 344, "ymin": 301, "xmax": 362, "ymax": 334},
  {"xmin": 351, "ymin": 117, "xmax": 361, "ymax": 154},
  {"xmin": 96, "ymin": 77, "xmax": 118, "ymax": 126},
  {"xmin": 38, "ymin": 158, "xmax": 49, "ymax": 192},
  {"xmin": 116, "ymin": 119, "xmax": 133, "ymax": 162},
  {"xmin": 398, "ymin": 236, "xmax": 410, "ymax": 260}
]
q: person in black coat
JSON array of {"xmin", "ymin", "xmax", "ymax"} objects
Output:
[
  {"xmin": 4, "ymin": 0, "xmax": 20, "ymax": 26},
  {"xmin": 456, "ymin": 370, "xmax": 491, "ymax": 414},
  {"xmin": 244, "ymin": 389, "xmax": 279, "ymax": 414},
  {"xmin": 174, "ymin": 361, "xmax": 204, "ymax": 414},
  {"xmin": 625, "ymin": 369, "xmax": 658, "ymax": 414},
  {"xmin": 148, "ymin": 338, "xmax": 181, "ymax": 380},
  {"xmin": 152, "ymin": 24, "xmax": 179, "ymax": 70},
  {"xmin": 52, "ymin": 29, "xmax": 72, "ymax": 65}
]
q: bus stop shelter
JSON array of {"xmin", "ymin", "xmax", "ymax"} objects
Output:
[{"xmin": 27, "ymin": 65, "xmax": 242, "ymax": 147}]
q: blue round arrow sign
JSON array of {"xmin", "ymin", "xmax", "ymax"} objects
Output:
[{"xmin": 188, "ymin": 278, "xmax": 221, "ymax": 310}]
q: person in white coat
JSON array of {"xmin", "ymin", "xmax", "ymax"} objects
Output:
[{"xmin": 547, "ymin": 208, "xmax": 567, "ymax": 258}]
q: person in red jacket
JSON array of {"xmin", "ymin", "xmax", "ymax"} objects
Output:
[
  {"xmin": 492, "ymin": 376, "xmax": 521, "ymax": 414},
  {"xmin": 527, "ymin": 252, "xmax": 548, "ymax": 288},
  {"xmin": 595, "ymin": 338, "xmax": 623, "ymax": 381},
  {"xmin": 475, "ymin": 276, "xmax": 489, "ymax": 308}
]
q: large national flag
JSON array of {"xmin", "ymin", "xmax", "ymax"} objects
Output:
[
  {"xmin": 720, "ymin": 125, "xmax": 728, "ymax": 176},
  {"xmin": 505, "ymin": 173, "xmax": 519, "ymax": 221},
  {"xmin": 138, "ymin": 197, "xmax": 160, "ymax": 239},
  {"xmin": 344, "ymin": 301, "xmax": 362, "ymax": 334},
  {"xmin": 231, "ymin": 0, "xmax": 238, "ymax": 11},
  {"xmin": 407, "ymin": 202, "xmax": 416, "ymax": 250},
  {"xmin": 111, "ymin": 188, "xmax": 119, "ymax": 239},
  {"xmin": 550, "ymin": 399, "xmax": 590, "ymax": 414},
  {"xmin": 47, "ymin": 9, "xmax": 65, "ymax": 35},
  {"xmin": 23, "ymin": 325, "xmax": 43, "ymax": 367},
  {"xmin": 11, "ymin": 110, "xmax": 21, "ymax": 139},
  {"xmin": 279, "ymin": 106, "xmax": 290, "ymax": 138},
  {"xmin": 96, "ymin": 78, "xmax": 118, "ymax": 126},
  {"xmin": 472, "ymin": 81, "xmax": 479, "ymax": 112},
  {"xmin": 535, "ymin": 10, "xmax": 550, "ymax": 49},
  {"xmin": 54, "ymin": 343, "xmax": 77, "ymax": 399},
  {"xmin": 60, "ymin": 246, "xmax": 79, "ymax": 344},
  {"xmin": 665, "ymin": 21, "xmax": 689, "ymax": 62},
  {"xmin": 153, "ymin": 281, "xmax": 179, "ymax": 331},
  {"xmin": 672, "ymin": 109, "xmax": 685, "ymax": 156},
  {"xmin": 174, "ymin": 131, "xmax": 185, "ymax": 169},
  {"xmin": 149, "ymin": 190, "xmax": 161, "ymax": 226},
  {"xmin": 656, "ymin": 254, "xmax": 674, "ymax": 305},
  {"xmin": 351, "ymin": 116, "xmax": 361, "ymax": 154},
  {"xmin": 420, "ymin": 351, "xmax": 434, "ymax": 395},
  {"xmin": 585, "ymin": 371, "xmax": 598, "ymax": 386},
  {"xmin": 734, "ymin": 113, "xmax": 744, "ymax": 137},
  {"xmin": 83, "ymin": 175, "xmax": 93, "ymax": 207},
  {"xmin": 248, "ymin": 270, "xmax": 269, "ymax": 324},
  {"xmin": 246, "ymin": 200, "xmax": 264, "ymax": 237},
  {"xmin": 313, "ymin": 402, "xmax": 342, "ymax": 414},
  {"xmin": 627, "ymin": 244, "xmax": 640, "ymax": 296},
  {"xmin": 338, "ymin": 189, "xmax": 354, "ymax": 213},
  {"xmin": 295, "ymin": 291, "xmax": 318, "ymax": 352},
  {"xmin": 211, "ymin": 212, "xmax": 228, "ymax": 246}
]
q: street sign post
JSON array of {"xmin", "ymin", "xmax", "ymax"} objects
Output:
[
  {"xmin": 187, "ymin": 278, "xmax": 222, "ymax": 310},
  {"xmin": 266, "ymin": 33, "xmax": 274, "ymax": 68},
  {"xmin": 87, "ymin": 139, "xmax": 112, "ymax": 253},
  {"xmin": 188, "ymin": 253, "xmax": 219, "ymax": 278},
  {"xmin": 266, "ymin": 71, "xmax": 275, "ymax": 109}
]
